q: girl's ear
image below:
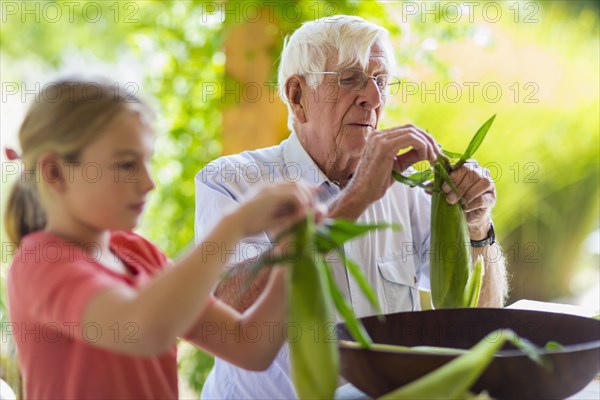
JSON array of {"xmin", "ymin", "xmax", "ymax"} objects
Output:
[
  {"xmin": 285, "ymin": 75, "xmax": 307, "ymax": 124},
  {"xmin": 38, "ymin": 152, "xmax": 67, "ymax": 192}
]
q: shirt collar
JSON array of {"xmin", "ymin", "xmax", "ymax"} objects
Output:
[
  {"xmin": 282, "ymin": 131, "xmax": 343, "ymax": 201},
  {"xmin": 283, "ymin": 131, "xmax": 328, "ymax": 187}
]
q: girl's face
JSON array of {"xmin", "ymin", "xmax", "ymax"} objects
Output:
[{"xmin": 61, "ymin": 113, "xmax": 155, "ymax": 233}]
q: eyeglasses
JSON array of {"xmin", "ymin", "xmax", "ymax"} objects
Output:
[{"xmin": 305, "ymin": 68, "xmax": 401, "ymax": 97}]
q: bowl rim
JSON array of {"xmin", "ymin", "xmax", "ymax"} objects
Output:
[
  {"xmin": 338, "ymin": 339, "xmax": 600, "ymax": 357},
  {"xmin": 336, "ymin": 308, "xmax": 600, "ymax": 357}
]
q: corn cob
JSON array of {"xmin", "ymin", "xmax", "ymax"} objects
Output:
[
  {"xmin": 288, "ymin": 217, "xmax": 339, "ymax": 399},
  {"xmin": 430, "ymin": 157, "xmax": 485, "ymax": 308},
  {"xmin": 393, "ymin": 115, "xmax": 496, "ymax": 309},
  {"xmin": 244, "ymin": 216, "xmax": 395, "ymax": 397}
]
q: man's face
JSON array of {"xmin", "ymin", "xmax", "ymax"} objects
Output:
[{"xmin": 298, "ymin": 43, "xmax": 388, "ymax": 175}]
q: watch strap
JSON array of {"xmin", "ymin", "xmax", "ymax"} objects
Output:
[{"xmin": 470, "ymin": 222, "xmax": 495, "ymax": 248}]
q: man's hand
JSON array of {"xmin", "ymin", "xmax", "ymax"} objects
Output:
[
  {"xmin": 442, "ymin": 161, "xmax": 496, "ymax": 239},
  {"xmin": 337, "ymin": 125, "xmax": 440, "ymax": 219}
]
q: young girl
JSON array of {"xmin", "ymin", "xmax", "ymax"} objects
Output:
[{"xmin": 4, "ymin": 79, "xmax": 318, "ymax": 398}]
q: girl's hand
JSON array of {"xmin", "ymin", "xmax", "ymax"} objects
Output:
[{"xmin": 233, "ymin": 182, "xmax": 322, "ymax": 237}]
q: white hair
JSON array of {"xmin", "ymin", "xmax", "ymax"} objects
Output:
[{"xmin": 277, "ymin": 15, "xmax": 396, "ymax": 130}]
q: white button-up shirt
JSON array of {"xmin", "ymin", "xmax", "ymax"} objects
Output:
[{"xmin": 195, "ymin": 132, "xmax": 431, "ymax": 399}]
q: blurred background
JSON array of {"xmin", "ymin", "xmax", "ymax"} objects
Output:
[{"xmin": 1, "ymin": 0, "xmax": 598, "ymax": 396}]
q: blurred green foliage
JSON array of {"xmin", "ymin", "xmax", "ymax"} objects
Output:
[
  {"xmin": 377, "ymin": 2, "xmax": 600, "ymax": 302},
  {"xmin": 1, "ymin": 0, "xmax": 598, "ymax": 395}
]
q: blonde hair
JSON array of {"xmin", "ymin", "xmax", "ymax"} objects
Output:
[
  {"xmin": 277, "ymin": 15, "xmax": 396, "ymax": 130},
  {"xmin": 4, "ymin": 79, "xmax": 153, "ymax": 245}
]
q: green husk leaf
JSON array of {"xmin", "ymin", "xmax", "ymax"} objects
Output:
[
  {"xmin": 457, "ymin": 114, "xmax": 496, "ymax": 166},
  {"xmin": 339, "ymin": 340, "xmax": 468, "ymax": 355},
  {"xmin": 380, "ymin": 329, "xmax": 513, "ymax": 400},
  {"xmin": 508, "ymin": 333, "xmax": 552, "ymax": 372},
  {"xmin": 544, "ymin": 341, "xmax": 565, "ymax": 351},
  {"xmin": 392, "ymin": 170, "xmax": 432, "ymax": 189},
  {"xmin": 436, "ymin": 159, "xmax": 461, "ymax": 198},
  {"xmin": 465, "ymin": 256, "xmax": 485, "ymax": 307},
  {"xmin": 441, "ymin": 149, "xmax": 464, "ymax": 159},
  {"xmin": 322, "ymin": 261, "xmax": 372, "ymax": 348},
  {"xmin": 407, "ymin": 169, "xmax": 433, "ymax": 183},
  {"xmin": 314, "ymin": 233, "xmax": 338, "ymax": 253},
  {"xmin": 342, "ymin": 331, "xmax": 554, "ymax": 367},
  {"xmin": 228, "ymin": 225, "xmax": 298, "ymax": 282},
  {"xmin": 317, "ymin": 219, "xmax": 398, "ymax": 248},
  {"xmin": 341, "ymin": 255, "xmax": 381, "ymax": 314}
]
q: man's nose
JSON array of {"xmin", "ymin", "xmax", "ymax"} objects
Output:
[{"xmin": 357, "ymin": 77, "xmax": 382, "ymax": 110}]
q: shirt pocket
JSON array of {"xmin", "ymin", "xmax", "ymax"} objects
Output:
[{"xmin": 377, "ymin": 255, "xmax": 420, "ymax": 313}]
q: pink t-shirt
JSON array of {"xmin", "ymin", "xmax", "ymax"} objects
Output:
[{"xmin": 7, "ymin": 230, "xmax": 178, "ymax": 399}]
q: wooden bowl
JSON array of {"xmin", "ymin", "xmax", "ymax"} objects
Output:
[{"xmin": 337, "ymin": 308, "xmax": 600, "ymax": 399}]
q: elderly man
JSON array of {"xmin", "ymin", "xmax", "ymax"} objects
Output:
[{"xmin": 195, "ymin": 15, "xmax": 507, "ymax": 399}]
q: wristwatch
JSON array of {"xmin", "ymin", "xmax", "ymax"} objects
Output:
[{"xmin": 470, "ymin": 222, "xmax": 495, "ymax": 248}]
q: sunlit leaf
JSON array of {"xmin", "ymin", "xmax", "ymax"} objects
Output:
[
  {"xmin": 457, "ymin": 114, "xmax": 496, "ymax": 166},
  {"xmin": 441, "ymin": 149, "xmax": 463, "ymax": 159}
]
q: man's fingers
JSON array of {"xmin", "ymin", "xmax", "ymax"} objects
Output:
[
  {"xmin": 463, "ymin": 191, "xmax": 495, "ymax": 213},
  {"xmin": 465, "ymin": 208, "xmax": 491, "ymax": 226},
  {"xmin": 442, "ymin": 164, "xmax": 496, "ymax": 208},
  {"xmin": 388, "ymin": 138, "xmax": 434, "ymax": 169},
  {"xmin": 377, "ymin": 124, "xmax": 440, "ymax": 163},
  {"xmin": 382, "ymin": 124, "xmax": 440, "ymax": 155},
  {"xmin": 462, "ymin": 179, "xmax": 495, "ymax": 207}
]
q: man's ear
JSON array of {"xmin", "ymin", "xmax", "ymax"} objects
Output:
[
  {"xmin": 284, "ymin": 75, "xmax": 307, "ymax": 124},
  {"xmin": 38, "ymin": 152, "xmax": 67, "ymax": 192}
]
